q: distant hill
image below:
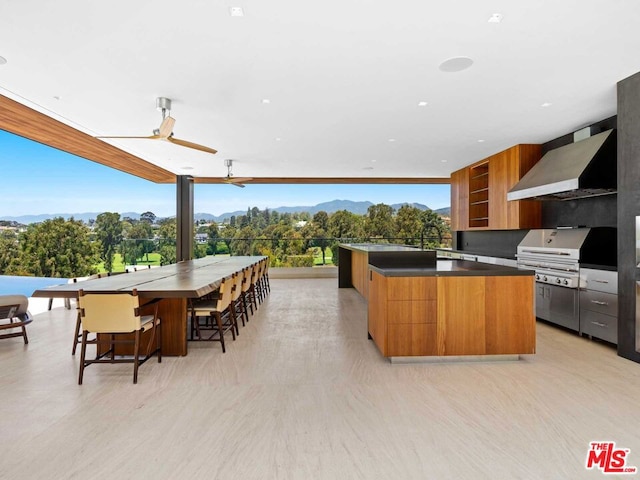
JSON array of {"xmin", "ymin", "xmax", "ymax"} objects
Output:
[
  {"xmin": 2, "ymin": 201, "xmax": 450, "ymax": 224},
  {"xmin": 0, "ymin": 212, "xmax": 142, "ymax": 224}
]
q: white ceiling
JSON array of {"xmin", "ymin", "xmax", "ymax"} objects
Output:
[{"xmin": 1, "ymin": 0, "xmax": 639, "ymax": 181}]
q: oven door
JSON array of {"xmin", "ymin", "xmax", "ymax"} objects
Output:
[{"xmin": 535, "ymin": 282, "xmax": 579, "ymax": 331}]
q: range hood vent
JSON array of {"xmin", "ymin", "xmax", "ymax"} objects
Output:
[{"xmin": 507, "ymin": 129, "xmax": 616, "ymax": 201}]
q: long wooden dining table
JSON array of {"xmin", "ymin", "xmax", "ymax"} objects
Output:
[{"xmin": 31, "ymin": 256, "xmax": 266, "ymax": 355}]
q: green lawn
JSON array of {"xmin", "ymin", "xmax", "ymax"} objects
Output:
[
  {"xmin": 95, "ymin": 253, "xmax": 162, "ymax": 273},
  {"xmin": 312, "ymin": 247, "xmax": 334, "ymax": 266}
]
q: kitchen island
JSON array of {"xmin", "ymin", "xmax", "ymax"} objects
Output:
[{"xmin": 339, "ymin": 244, "xmax": 536, "ymax": 360}]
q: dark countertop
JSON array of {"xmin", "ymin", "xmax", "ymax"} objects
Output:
[
  {"xmin": 435, "ymin": 248, "xmax": 516, "ymax": 261},
  {"xmin": 340, "ymin": 243, "xmax": 421, "ymax": 253},
  {"xmin": 370, "ymin": 259, "xmax": 534, "ymax": 277}
]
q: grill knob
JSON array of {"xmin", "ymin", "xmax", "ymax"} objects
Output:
[
  {"xmin": 535, "ymin": 274, "xmax": 540, "ymax": 280},
  {"xmin": 563, "ymin": 279, "xmax": 569, "ymax": 285},
  {"xmin": 556, "ymin": 278, "xmax": 561, "ymax": 284},
  {"xmin": 543, "ymin": 276, "xmax": 548, "ymax": 282}
]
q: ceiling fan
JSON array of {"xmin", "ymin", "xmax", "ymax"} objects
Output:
[
  {"xmin": 223, "ymin": 159, "xmax": 252, "ymax": 188},
  {"xmin": 96, "ymin": 97, "xmax": 218, "ymax": 155}
]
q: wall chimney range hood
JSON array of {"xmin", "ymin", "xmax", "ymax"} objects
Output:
[{"xmin": 507, "ymin": 129, "xmax": 616, "ymax": 201}]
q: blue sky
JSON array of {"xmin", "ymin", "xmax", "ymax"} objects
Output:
[{"xmin": 0, "ymin": 129, "xmax": 450, "ymax": 218}]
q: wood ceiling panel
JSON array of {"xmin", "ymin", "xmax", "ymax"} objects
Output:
[
  {"xmin": 0, "ymin": 95, "xmax": 176, "ymax": 184},
  {"xmin": 193, "ymin": 177, "xmax": 450, "ymax": 184}
]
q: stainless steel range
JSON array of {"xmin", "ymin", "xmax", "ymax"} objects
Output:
[{"xmin": 517, "ymin": 228, "xmax": 616, "ymax": 332}]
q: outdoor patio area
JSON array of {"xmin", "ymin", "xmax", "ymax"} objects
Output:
[{"xmin": 1, "ymin": 277, "xmax": 639, "ymax": 479}]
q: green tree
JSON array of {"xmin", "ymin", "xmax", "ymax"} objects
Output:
[
  {"xmin": 395, "ymin": 205, "xmax": 423, "ymax": 245},
  {"xmin": 206, "ymin": 222, "xmax": 219, "ymax": 255},
  {"xmin": 126, "ymin": 222, "xmax": 154, "ymax": 263},
  {"xmin": 0, "ymin": 230, "xmax": 19, "ymax": 274},
  {"xmin": 313, "ymin": 211, "xmax": 329, "ymax": 231},
  {"xmin": 95, "ymin": 212, "xmax": 123, "ymax": 273},
  {"xmin": 328, "ymin": 210, "xmax": 365, "ymax": 240},
  {"xmin": 231, "ymin": 225, "xmax": 257, "ymax": 256},
  {"xmin": 365, "ymin": 203, "xmax": 396, "ymax": 240},
  {"xmin": 421, "ymin": 210, "xmax": 450, "ymax": 247},
  {"xmin": 140, "ymin": 211, "xmax": 156, "ymax": 224},
  {"xmin": 157, "ymin": 218, "xmax": 177, "ymax": 265},
  {"xmin": 17, "ymin": 217, "xmax": 99, "ymax": 278}
]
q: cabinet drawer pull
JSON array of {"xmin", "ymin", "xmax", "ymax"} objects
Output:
[
  {"xmin": 590, "ymin": 321, "xmax": 607, "ymax": 328},
  {"xmin": 590, "ymin": 300, "xmax": 609, "ymax": 306},
  {"xmin": 593, "ymin": 280, "xmax": 609, "ymax": 284}
]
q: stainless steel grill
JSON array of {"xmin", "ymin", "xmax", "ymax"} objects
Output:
[{"xmin": 517, "ymin": 227, "xmax": 616, "ymax": 332}]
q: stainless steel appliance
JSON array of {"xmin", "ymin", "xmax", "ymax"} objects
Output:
[{"xmin": 517, "ymin": 228, "xmax": 616, "ymax": 332}]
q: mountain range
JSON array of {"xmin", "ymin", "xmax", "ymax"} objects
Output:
[{"xmin": 0, "ymin": 200, "xmax": 450, "ymax": 224}]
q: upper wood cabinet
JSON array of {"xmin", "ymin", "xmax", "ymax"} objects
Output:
[{"xmin": 450, "ymin": 144, "xmax": 541, "ymax": 231}]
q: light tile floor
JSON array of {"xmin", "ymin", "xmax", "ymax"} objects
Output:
[{"xmin": 1, "ymin": 278, "xmax": 639, "ymax": 479}]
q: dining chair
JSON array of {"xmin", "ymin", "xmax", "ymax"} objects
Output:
[
  {"xmin": 188, "ymin": 276, "xmax": 236, "ymax": 353},
  {"xmin": 0, "ymin": 294, "xmax": 32, "ymax": 344},
  {"xmin": 77, "ymin": 289, "xmax": 162, "ymax": 384},
  {"xmin": 231, "ymin": 270, "xmax": 248, "ymax": 329}
]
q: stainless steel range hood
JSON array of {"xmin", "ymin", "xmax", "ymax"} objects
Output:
[{"xmin": 507, "ymin": 129, "xmax": 616, "ymax": 201}]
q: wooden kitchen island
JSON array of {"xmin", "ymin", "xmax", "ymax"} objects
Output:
[{"xmin": 339, "ymin": 244, "xmax": 535, "ymax": 360}]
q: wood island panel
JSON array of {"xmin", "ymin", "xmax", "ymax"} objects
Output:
[
  {"xmin": 351, "ymin": 250, "xmax": 370, "ymax": 300},
  {"xmin": 368, "ymin": 271, "xmax": 388, "ymax": 354},
  {"xmin": 437, "ymin": 277, "xmax": 487, "ymax": 355},
  {"xmin": 387, "ymin": 300, "xmax": 437, "ymax": 325},
  {"xmin": 484, "ymin": 276, "xmax": 536, "ymax": 354},
  {"xmin": 388, "ymin": 323, "xmax": 437, "ymax": 356},
  {"xmin": 386, "ymin": 277, "xmax": 437, "ymax": 301}
]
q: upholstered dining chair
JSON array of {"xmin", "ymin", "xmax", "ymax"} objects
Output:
[
  {"xmin": 76, "ymin": 289, "xmax": 162, "ymax": 385},
  {"xmin": 0, "ymin": 294, "xmax": 32, "ymax": 344},
  {"xmin": 188, "ymin": 276, "xmax": 235, "ymax": 353}
]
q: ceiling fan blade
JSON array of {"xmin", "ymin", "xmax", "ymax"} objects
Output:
[
  {"xmin": 166, "ymin": 136, "xmax": 218, "ymax": 154},
  {"xmin": 97, "ymin": 135, "xmax": 161, "ymax": 140},
  {"xmin": 231, "ymin": 182, "xmax": 245, "ymax": 188},
  {"xmin": 158, "ymin": 116, "xmax": 176, "ymax": 138}
]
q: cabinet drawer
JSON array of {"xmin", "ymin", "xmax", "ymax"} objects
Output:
[
  {"xmin": 580, "ymin": 310, "xmax": 617, "ymax": 344},
  {"xmin": 580, "ymin": 290, "xmax": 618, "ymax": 316},
  {"xmin": 386, "ymin": 277, "xmax": 437, "ymax": 301},
  {"xmin": 580, "ymin": 269, "xmax": 617, "ymax": 294}
]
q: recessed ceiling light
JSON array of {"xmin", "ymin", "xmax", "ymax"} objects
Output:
[
  {"xmin": 181, "ymin": 166, "xmax": 194, "ymax": 170},
  {"xmin": 488, "ymin": 13, "xmax": 503, "ymax": 23},
  {"xmin": 441, "ymin": 160, "xmax": 448, "ymax": 163},
  {"xmin": 388, "ymin": 138, "xmax": 396, "ymax": 142},
  {"xmin": 274, "ymin": 137, "xmax": 281, "ymax": 141},
  {"xmin": 418, "ymin": 101, "xmax": 428, "ymax": 107},
  {"xmin": 53, "ymin": 95, "xmax": 61, "ymax": 100},
  {"xmin": 478, "ymin": 139, "xmax": 485, "ymax": 143},
  {"xmin": 371, "ymin": 159, "xmax": 377, "ymax": 163},
  {"xmin": 541, "ymin": 102, "xmax": 552, "ymax": 107},
  {"xmin": 261, "ymin": 99, "xmax": 271, "ymax": 104},
  {"xmin": 439, "ymin": 56, "xmax": 474, "ymax": 73},
  {"xmin": 362, "ymin": 167, "xmax": 374, "ymax": 170},
  {"xmin": 229, "ymin": 7, "xmax": 244, "ymax": 17},
  {"xmin": 0, "ymin": 56, "xmax": 7, "ymax": 65}
]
